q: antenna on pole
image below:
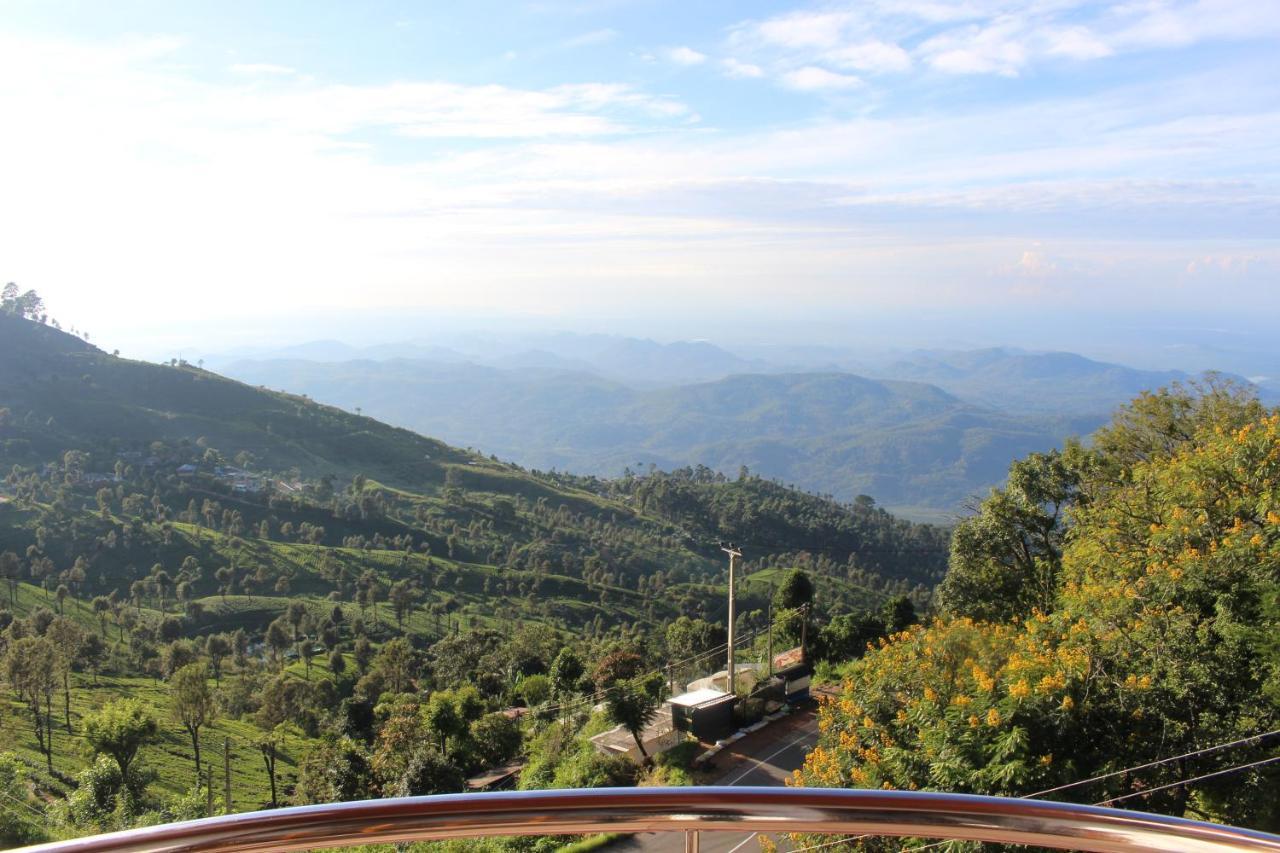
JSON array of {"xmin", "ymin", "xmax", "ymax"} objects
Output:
[{"xmin": 720, "ymin": 542, "xmax": 743, "ymax": 696}]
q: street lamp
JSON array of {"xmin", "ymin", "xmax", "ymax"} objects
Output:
[{"xmin": 720, "ymin": 542, "xmax": 742, "ymax": 696}]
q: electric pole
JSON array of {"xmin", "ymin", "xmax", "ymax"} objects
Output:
[{"xmin": 721, "ymin": 543, "xmax": 742, "ymax": 696}]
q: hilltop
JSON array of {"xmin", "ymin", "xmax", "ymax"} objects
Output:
[{"xmin": 221, "ymin": 357, "xmax": 1097, "ymax": 519}]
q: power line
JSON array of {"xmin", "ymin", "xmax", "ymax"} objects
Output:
[
  {"xmin": 1096, "ymin": 754, "xmax": 1280, "ymax": 807},
  {"xmin": 1023, "ymin": 728, "xmax": 1280, "ymax": 800},
  {"xmin": 780, "ymin": 730, "xmax": 1280, "ymax": 853},
  {"xmin": 537, "ymin": 626, "xmax": 772, "ymax": 717}
]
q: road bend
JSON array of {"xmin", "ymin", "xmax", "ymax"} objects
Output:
[{"xmin": 611, "ymin": 709, "xmax": 821, "ymax": 853}]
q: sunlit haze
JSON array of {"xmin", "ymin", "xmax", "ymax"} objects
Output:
[{"xmin": 1, "ymin": 0, "xmax": 1276, "ymax": 358}]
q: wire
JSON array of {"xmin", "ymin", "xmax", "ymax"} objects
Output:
[
  {"xmin": 1096, "ymin": 754, "xmax": 1280, "ymax": 806},
  {"xmin": 1022, "ymin": 728, "xmax": 1280, "ymax": 800},
  {"xmin": 537, "ymin": 625, "xmax": 772, "ymax": 717},
  {"xmin": 779, "ymin": 730, "xmax": 1280, "ymax": 853}
]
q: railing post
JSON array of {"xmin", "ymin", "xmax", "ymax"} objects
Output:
[{"xmin": 685, "ymin": 829, "xmax": 699, "ymax": 853}]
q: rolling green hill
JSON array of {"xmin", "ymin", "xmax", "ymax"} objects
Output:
[{"xmin": 220, "ymin": 357, "xmax": 1099, "ymax": 519}]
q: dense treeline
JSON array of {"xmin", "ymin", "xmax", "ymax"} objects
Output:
[
  {"xmin": 799, "ymin": 379, "xmax": 1280, "ymax": 842},
  {"xmin": 0, "ymin": 304, "xmax": 945, "ymax": 845}
]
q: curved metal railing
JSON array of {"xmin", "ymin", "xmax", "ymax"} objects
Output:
[{"xmin": 14, "ymin": 787, "xmax": 1280, "ymax": 853}]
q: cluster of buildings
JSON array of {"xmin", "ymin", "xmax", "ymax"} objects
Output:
[{"xmin": 589, "ymin": 648, "xmax": 813, "ymax": 764}]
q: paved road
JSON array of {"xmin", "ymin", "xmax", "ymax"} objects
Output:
[{"xmin": 612, "ymin": 710, "xmax": 821, "ymax": 853}]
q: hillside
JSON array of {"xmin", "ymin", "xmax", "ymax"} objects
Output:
[
  {"xmin": 875, "ymin": 348, "xmax": 1199, "ymax": 414},
  {"xmin": 0, "ymin": 312, "xmax": 953, "ymax": 839},
  {"xmin": 0, "ymin": 312, "xmax": 948, "ymax": 613},
  {"xmin": 221, "ymin": 357, "xmax": 1096, "ymax": 518}
]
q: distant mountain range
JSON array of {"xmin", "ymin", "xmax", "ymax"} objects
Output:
[{"xmin": 210, "ymin": 332, "xmax": 1271, "ymax": 520}]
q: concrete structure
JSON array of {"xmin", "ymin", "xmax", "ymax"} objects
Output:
[
  {"xmin": 465, "ymin": 761, "xmax": 524, "ymax": 791},
  {"xmin": 772, "ymin": 647, "xmax": 814, "ymax": 703},
  {"xmin": 669, "ymin": 687, "xmax": 737, "ymax": 743},
  {"xmin": 590, "ymin": 704, "xmax": 683, "ymax": 763},
  {"xmin": 686, "ymin": 662, "xmax": 763, "ymax": 695}
]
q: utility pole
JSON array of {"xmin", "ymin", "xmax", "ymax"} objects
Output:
[
  {"xmin": 223, "ymin": 738, "xmax": 232, "ymax": 814},
  {"xmin": 721, "ymin": 543, "xmax": 742, "ymax": 696},
  {"xmin": 766, "ymin": 591, "xmax": 774, "ymax": 678}
]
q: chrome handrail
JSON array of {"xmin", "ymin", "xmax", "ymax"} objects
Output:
[{"xmin": 14, "ymin": 787, "xmax": 1280, "ymax": 853}]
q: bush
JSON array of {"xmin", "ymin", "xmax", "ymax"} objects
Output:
[{"xmin": 551, "ymin": 748, "xmax": 638, "ymax": 789}]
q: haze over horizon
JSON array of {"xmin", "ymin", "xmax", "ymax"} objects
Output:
[{"xmin": 1, "ymin": 0, "xmax": 1276, "ymax": 361}]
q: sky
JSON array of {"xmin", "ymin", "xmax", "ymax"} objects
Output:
[{"xmin": 0, "ymin": 0, "xmax": 1277, "ymax": 358}]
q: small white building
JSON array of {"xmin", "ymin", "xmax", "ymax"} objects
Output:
[
  {"xmin": 590, "ymin": 703, "xmax": 684, "ymax": 763},
  {"xmin": 685, "ymin": 662, "xmax": 763, "ymax": 695}
]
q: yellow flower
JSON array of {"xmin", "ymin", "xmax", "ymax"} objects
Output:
[
  {"xmin": 923, "ymin": 686, "xmax": 938, "ymax": 702},
  {"xmin": 1061, "ymin": 695, "xmax": 1075, "ymax": 711},
  {"xmin": 986, "ymin": 708, "xmax": 1002, "ymax": 727},
  {"xmin": 1009, "ymin": 679, "xmax": 1030, "ymax": 700}
]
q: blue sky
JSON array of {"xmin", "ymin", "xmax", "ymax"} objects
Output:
[{"xmin": 0, "ymin": 0, "xmax": 1277, "ymax": 354}]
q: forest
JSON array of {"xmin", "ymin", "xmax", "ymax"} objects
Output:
[
  {"xmin": 0, "ymin": 307, "xmax": 938, "ymax": 846},
  {"xmin": 798, "ymin": 378, "xmax": 1280, "ymax": 844}
]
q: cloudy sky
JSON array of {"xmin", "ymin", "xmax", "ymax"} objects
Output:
[{"xmin": 1, "ymin": 0, "xmax": 1276, "ymax": 355}]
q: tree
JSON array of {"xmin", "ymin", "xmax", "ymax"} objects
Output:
[
  {"xmin": 265, "ymin": 619, "xmax": 291, "ymax": 670},
  {"xmin": 470, "ymin": 713, "xmax": 522, "ymax": 767},
  {"xmin": 46, "ymin": 616, "xmax": 84, "ymax": 732},
  {"xmin": 938, "ymin": 448, "xmax": 1084, "ymax": 622},
  {"xmin": 370, "ymin": 637, "xmax": 417, "ymax": 695},
  {"xmin": 880, "ymin": 594, "xmax": 917, "ymax": 634},
  {"xmin": 206, "ymin": 634, "xmax": 231, "ymax": 684},
  {"xmin": 257, "ymin": 725, "xmax": 286, "ymax": 808},
  {"xmin": 798, "ymin": 387, "xmax": 1280, "ymax": 829},
  {"xmin": 519, "ymin": 674, "xmax": 551, "ymax": 707},
  {"xmin": 294, "ymin": 736, "xmax": 373, "ymax": 805},
  {"xmin": 0, "ymin": 552, "xmax": 20, "ymax": 608},
  {"xmin": 328, "ymin": 649, "xmax": 346, "ymax": 678},
  {"xmin": 82, "ymin": 699, "xmax": 158, "ymax": 782},
  {"xmin": 389, "ymin": 580, "xmax": 420, "ymax": 634},
  {"xmin": 549, "ymin": 647, "xmax": 584, "ymax": 699},
  {"xmin": 773, "ymin": 568, "xmax": 815, "ymax": 611},
  {"xmin": 395, "ymin": 746, "xmax": 463, "ymax": 796},
  {"xmin": 604, "ymin": 673, "xmax": 664, "ymax": 762},
  {"xmin": 422, "ymin": 690, "xmax": 465, "ymax": 755},
  {"xmin": 5, "ymin": 636, "xmax": 57, "ymax": 771},
  {"xmin": 170, "ymin": 663, "xmax": 216, "ymax": 776}
]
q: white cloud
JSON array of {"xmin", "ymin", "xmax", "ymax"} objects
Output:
[
  {"xmin": 1, "ymin": 27, "xmax": 1278, "ymax": 346},
  {"xmin": 666, "ymin": 46, "xmax": 707, "ymax": 65},
  {"xmin": 561, "ymin": 28, "xmax": 618, "ymax": 48},
  {"xmin": 781, "ymin": 66, "xmax": 862, "ymax": 91},
  {"xmin": 753, "ymin": 11, "xmax": 853, "ymax": 49},
  {"xmin": 229, "ymin": 62, "xmax": 297, "ymax": 76},
  {"xmin": 919, "ymin": 21, "xmax": 1030, "ymax": 76},
  {"xmin": 824, "ymin": 40, "xmax": 912, "ymax": 73},
  {"xmin": 720, "ymin": 58, "xmax": 764, "ymax": 78},
  {"xmin": 1043, "ymin": 26, "xmax": 1113, "ymax": 60},
  {"xmin": 730, "ymin": 0, "xmax": 1280, "ymax": 82}
]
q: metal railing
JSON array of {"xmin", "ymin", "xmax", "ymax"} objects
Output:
[{"xmin": 14, "ymin": 787, "xmax": 1280, "ymax": 853}]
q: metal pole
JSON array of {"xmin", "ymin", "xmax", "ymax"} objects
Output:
[
  {"xmin": 684, "ymin": 829, "xmax": 700, "ymax": 853},
  {"xmin": 722, "ymin": 545, "xmax": 741, "ymax": 696},
  {"xmin": 767, "ymin": 594, "xmax": 773, "ymax": 678},
  {"xmin": 223, "ymin": 738, "xmax": 232, "ymax": 814}
]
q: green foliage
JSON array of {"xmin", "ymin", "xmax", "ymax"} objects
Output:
[
  {"xmin": 803, "ymin": 383, "xmax": 1280, "ymax": 833},
  {"xmin": 604, "ymin": 673, "xmax": 664, "ymax": 761},
  {"xmin": 82, "ymin": 699, "xmax": 159, "ymax": 781},
  {"xmin": 773, "ymin": 569, "xmax": 815, "ymax": 610},
  {"xmin": 938, "ymin": 447, "xmax": 1084, "ymax": 622},
  {"xmin": 0, "ymin": 752, "xmax": 46, "ymax": 846},
  {"xmin": 469, "ymin": 713, "xmax": 523, "ymax": 768},
  {"xmin": 294, "ymin": 736, "xmax": 375, "ymax": 805},
  {"xmin": 551, "ymin": 749, "xmax": 638, "ymax": 789},
  {"xmin": 394, "ymin": 746, "xmax": 465, "ymax": 796}
]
